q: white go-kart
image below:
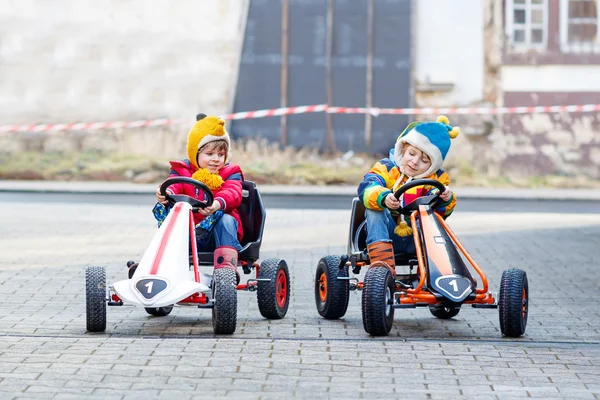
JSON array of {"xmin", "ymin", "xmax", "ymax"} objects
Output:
[{"xmin": 85, "ymin": 177, "xmax": 290, "ymax": 334}]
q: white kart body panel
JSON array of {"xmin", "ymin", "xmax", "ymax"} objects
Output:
[{"xmin": 113, "ymin": 202, "xmax": 211, "ymax": 308}]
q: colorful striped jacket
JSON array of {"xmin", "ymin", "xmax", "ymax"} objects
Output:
[{"xmin": 358, "ymin": 157, "xmax": 456, "ymax": 219}]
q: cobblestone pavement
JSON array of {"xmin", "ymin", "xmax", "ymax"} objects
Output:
[{"xmin": 1, "ymin": 197, "xmax": 599, "ymax": 399}]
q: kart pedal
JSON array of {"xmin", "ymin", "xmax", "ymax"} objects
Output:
[
  {"xmin": 395, "ymin": 280, "xmax": 411, "ymax": 289},
  {"xmin": 243, "ymin": 279, "xmax": 259, "ymax": 292},
  {"xmin": 341, "ymin": 277, "xmax": 359, "ymax": 291},
  {"xmin": 338, "ymin": 255, "xmax": 349, "ymax": 269},
  {"xmin": 126, "ymin": 261, "xmax": 138, "ymax": 279}
]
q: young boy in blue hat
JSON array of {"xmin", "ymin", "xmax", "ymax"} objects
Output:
[{"xmin": 358, "ymin": 115, "xmax": 459, "ymax": 273}]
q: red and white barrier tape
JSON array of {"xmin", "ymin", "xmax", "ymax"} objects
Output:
[
  {"xmin": 326, "ymin": 104, "xmax": 600, "ymax": 116},
  {"xmin": 222, "ymin": 104, "xmax": 328, "ymax": 120},
  {"xmin": 2, "ymin": 103, "xmax": 599, "ymax": 133},
  {"xmin": 0, "ymin": 118, "xmax": 184, "ymax": 134}
]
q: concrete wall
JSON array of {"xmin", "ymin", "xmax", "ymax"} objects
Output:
[
  {"xmin": 0, "ymin": 0, "xmax": 248, "ymax": 125},
  {"xmin": 413, "ymin": 0, "xmax": 485, "ymax": 107},
  {"xmin": 412, "ymin": 0, "xmax": 491, "ymax": 176}
]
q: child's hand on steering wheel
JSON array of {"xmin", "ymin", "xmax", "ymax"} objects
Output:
[
  {"xmin": 198, "ymin": 200, "xmax": 221, "ymax": 216},
  {"xmin": 384, "ymin": 193, "xmax": 401, "ymax": 209},
  {"xmin": 440, "ymin": 187, "xmax": 452, "ymax": 202},
  {"xmin": 156, "ymin": 187, "xmax": 174, "ymax": 205}
]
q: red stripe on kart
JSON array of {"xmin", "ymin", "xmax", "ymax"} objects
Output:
[{"xmin": 150, "ymin": 203, "xmax": 183, "ymax": 275}]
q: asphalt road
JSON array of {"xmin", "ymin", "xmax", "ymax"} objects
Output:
[{"xmin": 2, "ymin": 191, "xmax": 600, "ymax": 213}]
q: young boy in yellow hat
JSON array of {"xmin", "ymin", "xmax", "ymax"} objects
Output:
[
  {"xmin": 128, "ymin": 114, "xmax": 244, "ymax": 280},
  {"xmin": 358, "ymin": 115, "xmax": 459, "ymax": 273}
]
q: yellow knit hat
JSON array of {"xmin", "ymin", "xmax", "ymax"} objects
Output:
[{"xmin": 187, "ymin": 114, "xmax": 231, "ymax": 169}]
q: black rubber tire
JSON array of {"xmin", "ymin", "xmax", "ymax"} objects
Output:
[
  {"xmin": 315, "ymin": 256, "xmax": 349, "ymax": 319},
  {"xmin": 499, "ymin": 268, "xmax": 529, "ymax": 337},
  {"xmin": 145, "ymin": 306, "xmax": 173, "ymax": 317},
  {"xmin": 212, "ymin": 268, "xmax": 238, "ymax": 334},
  {"xmin": 257, "ymin": 258, "xmax": 290, "ymax": 319},
  {"xmin": 362, "ymin": 266, "xmax": 395, "ymax": 336},
  {"xmin": 85, "ymin": 266, "xmax": 107, "ymax": 332},
  {"xmin": 429, "ymin": 306, "xmax": 461, "ymax": 319}
]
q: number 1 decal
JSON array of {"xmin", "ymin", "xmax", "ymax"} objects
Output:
[
  {"xmin": 135, "ymin": 278, "xmax": 168, "ymax": 300},
  {"xmin": 449, "ymin": 279, "xmax": 458, "ymax": 292}
]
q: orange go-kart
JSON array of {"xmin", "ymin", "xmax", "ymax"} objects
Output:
[{"xmin": 314, "ymin": 179, "xmax": 528, "ymax": 337}]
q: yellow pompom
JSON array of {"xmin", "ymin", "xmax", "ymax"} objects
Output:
[
  {"xmin": 191, "ymin": 168, "xmax": 224, "ymax": 190},
  {"xmin": 449, "ymin": 126, "xmax": 460, "ymax": 139},
  {"xmin": 394, "ymin": 220, "xmax": 413, "ymax": 237},
  {"xmin": 437, "ymin": 115, "xmax": 450, "ymax": 125}
]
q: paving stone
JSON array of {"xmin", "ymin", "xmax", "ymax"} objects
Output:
[{"xmin": 0, "ymin": 199, "xmax": 598, "ymax": 398}]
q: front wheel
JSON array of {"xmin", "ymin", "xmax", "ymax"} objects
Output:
[
  {"xmin": 315, "ymin": 256, "xmax": 349, "ymax": 319},
  {"xmin": 85, "ymin": 266, "xmax": 107, "ymax": 332},
  {"xmin": 362, "ymin": 266, "xmax": 395, "ymax": 336},
  {"xmin": 212, "ymin": 268, "xmax": 238, "ymax": 334},
  {"xmin": 145, "ymin": 306, "xmax": 173, "ymax": 317},
  {"xmin": 257, "ymin": 258, "xmax": 290, "ymax": 319},
  {"xmin": 499, "ymin": 268, "xmax": 528, "ymax": 337}
]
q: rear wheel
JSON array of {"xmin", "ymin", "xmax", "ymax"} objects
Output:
[
  {"xmin": 362, "ymin": 266, "xmax": 395, "ymax": 336},
  {"xmin": 85, "ymin": 266, "xmax": 107, "ymax": 332},
  {"xmin": 257, "ymin": 258, "xmax": 290, "ymax": 319},
  {"xmin": 212, "ymin": 268, "xmax": 238, "ymax": 334},
  {"xmin": 145, "ymin": 306, "xmax": 173, "ymax": 317},
  {"xmin": 499, "ymin": 268, "xmax": 528, "ymax": 337},
  {"xmin": 429, "ymin": 305, "xmax": 460, "ymax": 319},
  {"xmin": 315, "ymin": 256, "xmax": 349, "ymax": 319}
]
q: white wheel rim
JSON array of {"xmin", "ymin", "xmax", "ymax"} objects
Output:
[{"xmin": 385, "ymin": 287, "xmax": 392, "ymax": 317}]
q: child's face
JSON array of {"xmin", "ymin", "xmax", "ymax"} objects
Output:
[
  {"xmin": 197, "ymin": 145, "xmax": 226, "ymax": 174},
  {"xmin": 401, "ymin": 144, "xmax": 431, "ymax": 177}
]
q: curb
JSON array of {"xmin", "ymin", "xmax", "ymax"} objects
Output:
[{"xmin": 1, "ymin": 180, "xmax": 600, "ymax": 201}]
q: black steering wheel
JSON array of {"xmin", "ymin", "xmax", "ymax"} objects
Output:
[
  {"xmin": 159, "ymin": 177, "xmax": 214, "ymax": 209},
  {"xmin": 392, "ymin": 179, "xmax": 446, "ymax": 215}
]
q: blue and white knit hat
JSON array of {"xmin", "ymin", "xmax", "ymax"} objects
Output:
[{"xmin": 393, "ymin": 115, "xmax": 460, "ymax": 178}]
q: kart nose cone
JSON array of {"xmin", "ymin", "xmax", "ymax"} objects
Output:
[{"xmin": 434, "ymin": 274, "xmax": 474, "ymax": 302}]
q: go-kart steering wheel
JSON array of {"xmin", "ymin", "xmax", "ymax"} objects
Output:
[
  {"xmin": 159, "ymin": 177, "xmax": 214, "ymax": 209},
  {"xmin": 392, "ymin": 178, "xmax": 446, "ymax": 215}
]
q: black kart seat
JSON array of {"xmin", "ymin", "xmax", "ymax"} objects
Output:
[
  {"xmin": 348, "ymin": 197, "xmax": 417, "ymax": 266},
  {"xmin": 196, "ymin": 180, "xmax": 265, "ymax": 265}
]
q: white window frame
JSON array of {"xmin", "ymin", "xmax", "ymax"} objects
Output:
[
  {"xmin": 505, "ymin": 0, "xmax": 549, "ymax": 52},
  {"xmin": 559, "ymin": 0, "xmax": 600, "ymax": 53}
]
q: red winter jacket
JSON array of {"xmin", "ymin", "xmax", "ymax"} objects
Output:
[{"xmin": 165, "ymin": 159, "xmax": 244, "ymax": 241}]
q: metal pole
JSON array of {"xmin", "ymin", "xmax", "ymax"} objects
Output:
[
  {"xmin": 325, "ymin": 0, "xmax": 337, "ymax": 153},
  {"xmin": 365, "ymin": 0, "xmax": 374, "ymax": 148},
  {"xmin": 280, "ymin": 0, "xmax": 289, "ymax": 146}
]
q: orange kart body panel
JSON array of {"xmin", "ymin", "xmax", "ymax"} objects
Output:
[{"xmin": 357, "ymin": 204, "xmax": 496, "ymax": 307}]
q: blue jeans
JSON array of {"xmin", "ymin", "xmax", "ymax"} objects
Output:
[
  {"xmin": 197, "ymin": 214, "xmax": 242, "ymax": 252},
  {"xmin": 365, "ymin": 208, "xmax": 416, "ymax": 254}
]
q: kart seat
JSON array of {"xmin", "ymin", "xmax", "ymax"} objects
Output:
[
  {"xmin": 196, "ymin": 180, "xmax": 265, "ymax": 265},
  {"xmin": 348, "ymin": 197, "xmax": 417, "ymax": 266}
]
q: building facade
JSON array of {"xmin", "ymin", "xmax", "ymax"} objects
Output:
[{"xmin": 414, "ymin": 0, "xmax": 600, "ymax": 178}]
